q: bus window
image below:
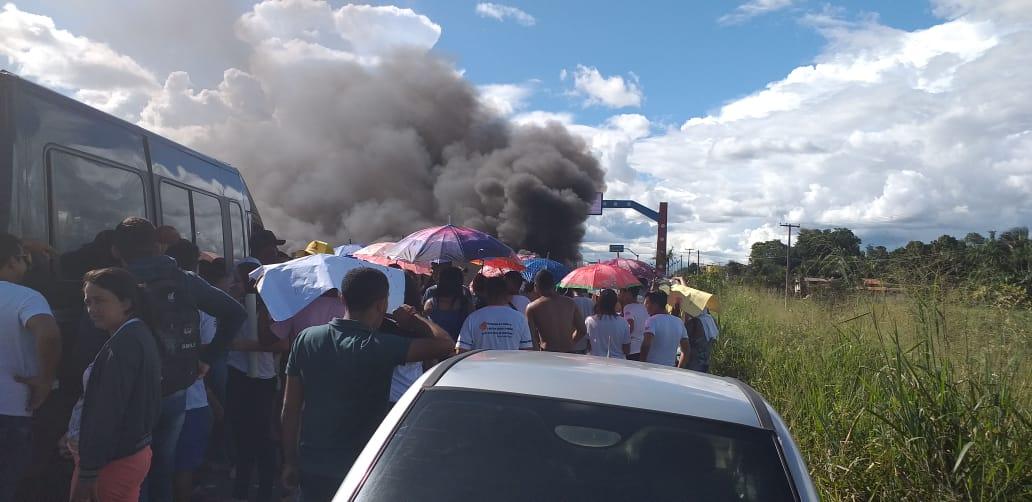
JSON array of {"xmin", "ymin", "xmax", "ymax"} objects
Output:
[
  {"xmin": 229, "ymin": 202, "xmax": 245, "ymax": 261},
  {"xmin": 160, "ymin": 182, "xmax": 192, "ymax": 239},
  {"xmin": 48, "ymin": 150, "xmax": 146, "ymax": 253},
  {"xmin": 192, "ymin": 191, "xmax": 225, "ymax": 257}
]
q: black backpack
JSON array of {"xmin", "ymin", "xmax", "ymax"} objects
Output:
[{"xmin": 141, "ymin": 268, "xmax": 201, "ymax": 396}]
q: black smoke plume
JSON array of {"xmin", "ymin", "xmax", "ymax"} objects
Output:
[{"xmin": 176, "ymin": 50, "xmax": 604, "ymax": 264}]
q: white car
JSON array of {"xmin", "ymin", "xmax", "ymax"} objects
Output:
[{"xmin": 337, "ymin": 350, "xmax": 819, "ymax": 501}]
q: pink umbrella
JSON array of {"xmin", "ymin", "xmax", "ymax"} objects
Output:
[
  {"xmin": 353, "ymin": 242, "xmax": 432, "ymax": 276},
  {"xmin": 559, "ymin": 263, "xmax": 641, "ymax": 290},
  {"xmin": 353, "ymin": 242, "xmax": 395, "ymax": 259},
  {"xmin": 601, "ymin": 258, "xmax": 657, "ymax": 281}
]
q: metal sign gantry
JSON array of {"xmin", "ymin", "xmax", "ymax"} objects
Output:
[{"xmin": 600, "ymin": 199, "xmax": 669, "ymax": 277}]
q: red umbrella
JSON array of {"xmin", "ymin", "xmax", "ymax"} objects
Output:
[
  {"xmin": 559, "ymin": 263, "xmax": 641, "ymax": 290},
  {"xmin": 601, "ymin": 258, "xmax": 657, "ymax": 280},
  {"xmin": 475, "ymin": 256, "xmax": 527, "ymax": 277}
]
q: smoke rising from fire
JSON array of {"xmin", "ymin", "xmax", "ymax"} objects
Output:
[{"xmin": 134, "ymin": 2, "xmax": 604, "ymax": 264}]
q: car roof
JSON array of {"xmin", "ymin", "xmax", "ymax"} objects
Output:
[{"xmin": 431, "ymin": 351, "xmax": 766, "ymax": 429}]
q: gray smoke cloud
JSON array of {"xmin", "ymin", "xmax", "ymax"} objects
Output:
[{"xmin": 125, "ymin": 1, "xmax": 605, "ymax": 264}]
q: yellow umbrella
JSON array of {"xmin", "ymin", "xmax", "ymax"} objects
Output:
[{"xmin": 665, "ymin": 284, "xmax": 719, "ymax": 318}]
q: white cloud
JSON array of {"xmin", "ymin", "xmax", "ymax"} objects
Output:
[
  {"xmin": 475, "ymin": 3, "xmax": 536, "ymax": 26},
  {"xmin": 567, "ymin": 65, "xmax": 643, "ymax": 108},
  {"xmin": 719, "ymin": 0, "xmax": 797, "ymax": 25},
  {"xmin": 236, "ymin": 0, "xmax": 440, "ymax": 58},
  {"xmin": 932, "ymin": 0, "xmax": 1032, "ymax": 24},
  {"xmin": 0, "ymin": 3, "xmax": 159, "ymax": 118},
  {"xmin": 511, "ymin": 110, "xmax": 575, "ymax": 127},
  {"xmin": 478, "ymin": 82, "xmax": 534, "ymax": 116},
  {"xmin": 627, "ymin": 10, "xmax": 1032, "ymax": 259}
]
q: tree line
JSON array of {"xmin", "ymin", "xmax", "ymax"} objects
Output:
[{"xmin": 677, "ymin": 227, "xmax": 1032, "ymax": 307}]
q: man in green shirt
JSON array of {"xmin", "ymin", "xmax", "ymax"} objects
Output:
[{"xmin": 281, "ymin": 268, "xmax": 453, "ymax": 502}]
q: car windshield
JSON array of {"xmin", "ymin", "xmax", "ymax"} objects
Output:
[{"xmin": 355, "ymin": 388, "xmax": 796, "ymax": 502}]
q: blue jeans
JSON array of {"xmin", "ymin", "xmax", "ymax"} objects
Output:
[
  {"xmin": 0, "ymin": 415, "xmax": 32, "ymax": 502},
  {"xmin": 140, "ymin": 390, "xmax": 186, "ymax": 502}
]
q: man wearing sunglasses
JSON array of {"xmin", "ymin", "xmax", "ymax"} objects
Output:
[{"xmin": 0, "ymin": 232, "xmax": 62, "ymax": 502}]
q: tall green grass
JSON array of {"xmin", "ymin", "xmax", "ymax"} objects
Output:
[{"xmin": 710, "ymin": 285, "xmax": 1031, "ymax": 500}]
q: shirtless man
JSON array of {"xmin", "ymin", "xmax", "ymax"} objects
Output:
[{"xmin": 525, "ymin": 270, "xmax": 587, "ymax": 352}]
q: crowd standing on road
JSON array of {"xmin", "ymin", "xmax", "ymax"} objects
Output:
[{"xmin": 0, "ymin": 217, "xmax": 718, "ymax": 502}]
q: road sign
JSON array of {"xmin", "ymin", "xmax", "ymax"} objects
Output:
[{"xmin": 609, "ymin": 244, "xmax": 624, "ymax": 253}]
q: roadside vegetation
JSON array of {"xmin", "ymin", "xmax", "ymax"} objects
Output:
[{"xmin": 694, "ymin": 278, "xmax": 1030, "ymax": 500}]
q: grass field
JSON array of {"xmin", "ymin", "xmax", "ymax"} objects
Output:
[{"xmin": 707, "ymin": 284, "xmax": 1031, "ymax": 500}]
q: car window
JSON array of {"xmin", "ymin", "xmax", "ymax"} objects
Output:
[
  {"xmin": 160, "ymin": 182, "xmax": 192, "ymax": 239},
  {"xmin": 48, "ymin": 150, "xmax": 146, "ymax": 253},
  {"xmin": 355, "ymin": 389, "xmax": 796, "ymax": 502},
  {"xmin": 192, "ymin": 191, "xmax": 224, "ymax": 256}
]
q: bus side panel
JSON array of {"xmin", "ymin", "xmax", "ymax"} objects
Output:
[{"xmin": 0, "ymin": 76, "xmax": 13, "ymax": 234}]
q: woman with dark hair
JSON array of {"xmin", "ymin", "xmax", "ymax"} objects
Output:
[
  {"xmin": 584, "ymin": 289, "xmax": 631, "ymax": 359},
  {"xmin": 423, "ymin": 266, "xmax": 472, "ymax": 341},
  {"xmin": 67, "ymin": 267, "xmax": 161, "ymax": 502}
]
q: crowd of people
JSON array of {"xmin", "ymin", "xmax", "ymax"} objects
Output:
[{"xmin": 0, "ymin": 217, "xmax": 718, "ymax": 502}]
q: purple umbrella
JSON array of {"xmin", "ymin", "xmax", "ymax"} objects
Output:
[
  {"xmin": 387, "ymin": 225, "xmax": 517, "ymax": 264},
  {"xmin": 601, "ymin": 258, "xmax": 657, "ymax": 281}
]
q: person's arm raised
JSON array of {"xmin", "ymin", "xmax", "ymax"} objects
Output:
[{"xmin": 395, "ymin": 305, "xmax": 453, "ymax": 362}]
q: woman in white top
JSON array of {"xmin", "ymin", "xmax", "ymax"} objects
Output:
[{"xmin": 584, "ymin": 289, "xmax": 631, "ymax": 359}]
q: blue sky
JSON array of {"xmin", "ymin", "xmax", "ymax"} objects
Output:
[{"xmin": 415, "ymin": 0, "xmax": 941, "ymax": 124}]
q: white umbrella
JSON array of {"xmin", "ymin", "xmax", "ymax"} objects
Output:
[{"xmin": 248, "ymin": 253, "xmax": 405, "ymax": 322}]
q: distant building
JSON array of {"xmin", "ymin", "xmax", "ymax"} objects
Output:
[{"xmin": 861, "ymin": 278, "xmax": 904, "ymax": 294}]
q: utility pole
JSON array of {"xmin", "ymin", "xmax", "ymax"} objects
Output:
[
  {"xmin": 780, "ymin": 223, "xmax": 800, "ymax": 308},
  {"xmin": 685, "ymin": 248, "xmax": 693, "ymax": 275},
  {"xmin": 696, "ymin": 249, "xmax": 701, "ymax": 275}
]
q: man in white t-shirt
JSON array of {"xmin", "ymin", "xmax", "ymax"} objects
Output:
[
  {"xmin": 504, "ymin": 271, "xmax": 531, "ymax": 313},
  {"xmin": 620, "ymin": 287, "xmax": 648, "ymax": 361},
  {"xmin": 640, "ymin": 290, "xmax": 690, "ymax": 368},
  {"xmin": 457, "ymin": 277, "xmax": 533, "ymax": 352},
  {"xmin": 0, "ymin": 233, "xmax": 61, "ymax": 500}
]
